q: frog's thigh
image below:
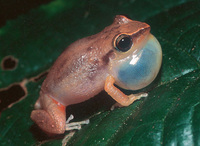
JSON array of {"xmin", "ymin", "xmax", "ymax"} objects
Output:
[
  {"xmin": 31, "ymin": 96, "xmax": 66, "ymax": 134},
  {"xmin": 104, "ymin": 75, "xmax": 147, "ymax": 106}
]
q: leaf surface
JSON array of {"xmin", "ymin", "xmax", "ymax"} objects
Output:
[{"xmin": 0, "ymin": 0, "xmax": 199, "ymax": 145}]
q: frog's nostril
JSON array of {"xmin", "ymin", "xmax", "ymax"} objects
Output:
[{"xmin": 143, "ymin": 26, "xmax": 151, "ymax": 33}]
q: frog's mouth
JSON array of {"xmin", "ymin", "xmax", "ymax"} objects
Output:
[{"xmin": 112, "ymin": 34, "xmax": 162, "ymax": 90}]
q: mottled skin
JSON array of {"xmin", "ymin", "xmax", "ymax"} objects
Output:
[{"xmin": 31, "ymin": 15, "xmax": 159, "ymax": 135}]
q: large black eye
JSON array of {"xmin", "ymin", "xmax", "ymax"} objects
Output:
[{"xmin": 115, "ymin": 34, "xmax": 132, "ymax": 52}]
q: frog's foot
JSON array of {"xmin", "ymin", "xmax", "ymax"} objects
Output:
[
  {"xmin": 128, "ymin": 93, "xmax": 148, "ymax": 101},
  {"xmin": 105, "ymin": 75, "xmax": 148, "ymax": 107},
  {"xmin": 66, "ymin": 115, "xmax": 89, "ymax": 131},
  {"xmin": 110, "ymin": 93, "xmax": 148, "ymax": 110}
]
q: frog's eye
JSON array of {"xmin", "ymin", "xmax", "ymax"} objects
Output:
[{"xmin": 115, "ymin": 34, "xmax": 133, "ymax": 52}]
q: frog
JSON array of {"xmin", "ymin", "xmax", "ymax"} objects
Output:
[{"xmin": 31, "ymin": 15, "xmax": 162, "ymax": 135}]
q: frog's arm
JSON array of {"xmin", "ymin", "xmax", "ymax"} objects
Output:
[{"xmin": 104, "ymin": 75, "xmax": 148, "ymax": 106}]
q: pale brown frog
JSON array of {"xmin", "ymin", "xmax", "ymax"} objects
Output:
[{"xmin": 31, "ymin": 15, "xmax": 162, "ymax": 134}]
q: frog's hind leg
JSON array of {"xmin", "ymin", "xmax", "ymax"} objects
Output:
[{"xmin": 31, "ymin": 94, "xmax": 66, "ymax": 134}]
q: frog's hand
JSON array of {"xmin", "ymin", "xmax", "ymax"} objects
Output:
[{"xmin": 104, "ymin": 75, "xmax": 148, "ymax": 106}]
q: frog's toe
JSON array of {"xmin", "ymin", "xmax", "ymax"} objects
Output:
[{"xmin": 65, "ymin": 116, "xmax": 90, "ymax": 131}]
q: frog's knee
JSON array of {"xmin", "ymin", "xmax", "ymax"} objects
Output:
[{"xmin": 34, "ymin": 99, "xmax": 41, "ymax": 109}]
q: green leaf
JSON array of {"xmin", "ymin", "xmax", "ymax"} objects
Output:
[{"xmin": 0, "ymin": 0, "xmax": 200, "ymax": 145}]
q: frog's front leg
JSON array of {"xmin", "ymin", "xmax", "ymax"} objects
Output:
[
  {"xmin": 104, "ymin": 75, "xmax": 148, "ymax": 106},
  {"xmin": 31, "ymin": 95, "xmax": 66, "ymax": 134}
]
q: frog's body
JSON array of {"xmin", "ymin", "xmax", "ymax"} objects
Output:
[
  {"xmin": 41, "ymin": 37, "xmax": 113, "ymax": 106},
  {"xmin": 31, "ymin": 15, "xmax": 162, "ymax": 135}
]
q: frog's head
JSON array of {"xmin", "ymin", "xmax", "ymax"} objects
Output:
[{"xmin": 109, "ymin": 15, "xmax": 162, "ymax": 90}]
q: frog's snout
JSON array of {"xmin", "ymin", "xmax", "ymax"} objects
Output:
[{"xmin": 114, "ymin": 34, "xmax": 162, "ymax": 90}]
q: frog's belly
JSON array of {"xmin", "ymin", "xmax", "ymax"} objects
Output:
[
  {"xmin": 54, "ymin": 80, "xmax": 104, "ymax": 106},
  {"xmin": 42, "ymin": 70, "xmax": 107, "ymax": 106}
]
